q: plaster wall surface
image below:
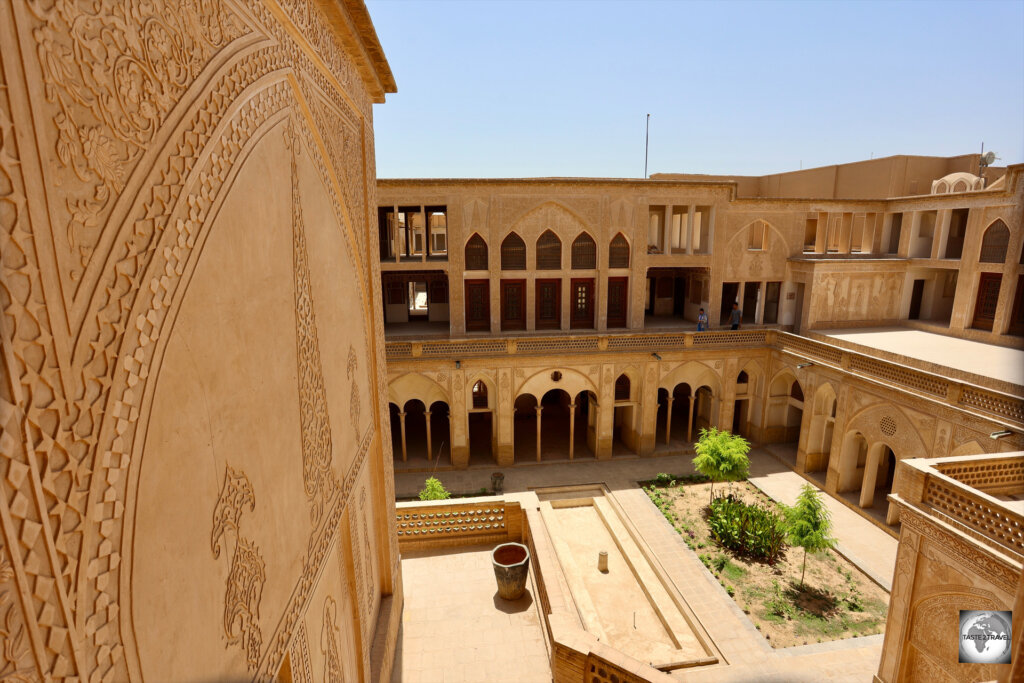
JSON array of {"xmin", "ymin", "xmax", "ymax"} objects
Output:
[{"xmin": 0, "ymin": 1, "xmax": 400, "ymax": 680}]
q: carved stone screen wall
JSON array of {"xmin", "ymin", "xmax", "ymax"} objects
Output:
[{"xmin": 0, "ymin": 1, "xmax": 398, "ymax": 681}]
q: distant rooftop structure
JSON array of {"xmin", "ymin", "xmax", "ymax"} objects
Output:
[{"xmin": 651, "ymin": 153, "xmax": 1008, "ymax": 200}]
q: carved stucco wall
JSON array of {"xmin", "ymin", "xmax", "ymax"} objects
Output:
[{"xmin": 0, "ymin": 1, "xmax": 397, "ymax": 680}]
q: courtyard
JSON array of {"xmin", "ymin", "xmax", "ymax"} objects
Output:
[{"xmin": 391, "ymin": 447, "xmax": 897, "ymax": 682}]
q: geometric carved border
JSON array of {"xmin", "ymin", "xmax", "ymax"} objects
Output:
[{"xmin": 899, "ymin": 504, "xmax": 1019, "ymax": 594}]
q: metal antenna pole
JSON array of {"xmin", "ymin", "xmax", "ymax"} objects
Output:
[{"xmin": 644, "ymin": 114, "xmax": 650, "ymax": 178}]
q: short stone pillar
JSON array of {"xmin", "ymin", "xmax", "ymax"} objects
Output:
[{"xmin": 598, "ymin": 550, "xmax": 609, "ymax": 573}]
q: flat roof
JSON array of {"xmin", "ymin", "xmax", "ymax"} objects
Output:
[{"xmin": 817, "ymin": 328, "xmax": 1024, "ymax": 388}]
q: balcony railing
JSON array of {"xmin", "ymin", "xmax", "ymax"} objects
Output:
[{"xmin": 891, "ymin": 453, "xmax": 1024, "ymax": 561}]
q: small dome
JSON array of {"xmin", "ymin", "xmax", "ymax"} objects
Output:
[{"xmin": 931, "ymin": 172, "xmax": 983, "ymax": 194}]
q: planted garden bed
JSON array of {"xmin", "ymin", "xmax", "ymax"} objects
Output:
[{"xmin": 642, "ymin": 475, "xmax": 889, "ymax": 648}]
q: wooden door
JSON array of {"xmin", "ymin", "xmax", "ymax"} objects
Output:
[
  {"xmin": 464, "ymin": 280, "xmax": 490, "ymax": 331},
  {"xmin": 1010, "ymin": 277, "xmax": 1024, "ymax": 337},
  {"xmin": 972, "ymin": 273, "xmax": 1002, "ymax": 331},
  {"xmin": 535, "ymin": 279, "xmax": 561, "ymax": 330},
  {"xmin": 501, "ymin": 279, "xmax": 526, "ymax": 331},
  {"xmin": 607, "ymin": 277, "xmax": 628, "ymax": 328},
  {"xmin": 570, "ymin": 278, "xmax": 595, "ymax": 329},
  {"xmin": 908, "ymin": 280, "xmax": 924, "ymax": 320}
]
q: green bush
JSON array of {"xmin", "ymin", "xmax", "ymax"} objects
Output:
[
  {"xmin": 707, "ymin": 494, "xmax": 786, "ymax": 563},
  {"xmin": 418, "ymin": 476, "xmax": 451, "ymax": 501},
  {"xmin": 654, "ymin": 472, "xmax": 673, "ymax": 485},
  {"xmin": 693, "ymin": 428, "xmax": 751, "ymax": 503}
]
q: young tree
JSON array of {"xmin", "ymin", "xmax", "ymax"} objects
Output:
[
  {"xmin": 692, "ymin": 427, "xmax": 751, "ymax": 504},
  {"xmin": 418, "ymin": 476, "xmax": 451, "ymax": 501},
  {"xmin": 784, "ymin": 484, "xmax": 838, "ymax": 586}
]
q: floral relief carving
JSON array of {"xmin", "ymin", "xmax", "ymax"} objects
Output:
[
  {"xmin": 210, "ymin": 466, "xmax": 265, "ymax": 672},
  {"xmin": 288, "ymin": 120, "xmax": 338, "ymax": 528},
  {"xmin": 320, "ymin": 596, "xmax": 344, "ymax": 683},
  {"xmin": 27, "ymin": 0, "xmax": 245, "ymax": 281},
  {"xmin": 347, "ymin": 345, "xmax": 361, "ymax": 434},
  {"xmin": 0, "ymin": 542, "xmax": 33, "ymax": 682}
]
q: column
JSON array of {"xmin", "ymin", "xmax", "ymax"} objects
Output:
[
  {"xmin": 686, "ymin": 205, "xmax": 695, "ymax": 254},
  {"xmin": 664, "ymin": 396, "xmax": 674, "ymax": 445},
  {"xmin": 420, "ymin": 204, "xmax": 427, "ymax": 262},
  {"xmin": 663, "ymin": 205, "xmax": 673, "ymax": 254},
  {"xmin": 568, "ymin": 401, "xmax": 577, "ymax": 460},
  {"xmin": 688, "ymin": 395, "xmax": 695, "ymax": 442},
  {"xmin": 424, "ymin": 409, "xmax": 433, "ymax": 461},
  {"xmin": 393, "ymin": 203, "xmax": 401, "ymax": 263},
  {"xmin": 535, "ymin": 406, "xmax": 543, "ymax": 462},
  {"xmin": 398, "ymin": 411, "xmax": 408, "ymax": 462},
  {"xmin": 859, "ymin": 446, "xmax": 881, "ymax": 508}
]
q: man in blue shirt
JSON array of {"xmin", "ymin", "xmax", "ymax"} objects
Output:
[
  {"xmin": 730, "ymin": 303, "xmax": 742, "ymax": 330},
  {"xmin": 697, "ymin": 308, "xmax": 708, "ymax": 331}
]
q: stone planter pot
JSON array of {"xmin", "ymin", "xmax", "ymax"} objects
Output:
[
  {"xmin": 491, "ymin": 472, "xmax": 505, "ymax": 493},
  {"xmin": 491, "ymin": 542, "xmax": 530, "ymax": 600}
]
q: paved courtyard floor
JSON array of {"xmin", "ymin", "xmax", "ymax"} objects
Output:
[
  {"xmin": 392, "ymin": 447, "xmax": 896, "ymax": 681},
  {"xmin": 818, "ymin": 326, "xmax": 1024, "ymax": 385}
]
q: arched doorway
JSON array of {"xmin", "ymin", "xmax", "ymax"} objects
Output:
[
  {"xmin": 575, "ymin": 390, "xmax": 597, "ymax": 459},
  {"xmin": 402, "ymin": 399, "xmax": 428, "ymax": 462},
  {"xmin": 612, "ymin": 374, "xmax": 637, "ymax": 455},
  {"xmin": 513, "ymin": 394, "xmax": 538, "ymax": 462},
  {"xmin": 428, "ymin": 401, "xmax": 452, "ymax": 465},
  {"xmin": 667, "ymin": 383, "xmax": 693, "ymax": 445},
  {"xmin": 694, "ymin": 385, "xmax": 715, "ymax": 434},
  {"xmin": 467, "ymin": 380, "xmax": 494, "ymax": 465},
  {"xmin": 859, "ymin": 443, "xmax": 896, "ymax": 509},
  {"xmin": 539, "ymin": 389, "xmax": 573, "ymax": 461},
  {"xmin": 767, "ymin": 372, "xmax": 803, "ymax": 444}
]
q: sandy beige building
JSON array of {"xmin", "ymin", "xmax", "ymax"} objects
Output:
[
  {"xmin": 379, "ymin": 162, "xmax": 1024, "ymax": 529},
  {"xmin": 0, "ymin": 0, "xmax": 402, "ymax": 680}
]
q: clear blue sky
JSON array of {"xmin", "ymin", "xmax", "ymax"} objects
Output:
[{"xmin": 367, "ymin": 0, "xmax": 1024, "ymax": 178}]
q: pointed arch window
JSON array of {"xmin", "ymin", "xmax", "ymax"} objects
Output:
[
  {"xmin": 979, "ymin": 220, "xmax": 1010, "ymax": 263},
  {"xmin": 614, "ymin": 374, "xmax": 631, "ymax": 401},
  {"xmin": 536, "ymin": 230, "xmax": 562, "ymax": 270},
  {"xmin": 609, "ymin": 234, "xmax": 630, "ymax": 268},
  {"xmin": 501, "ymin": 233, "xmax": 526, "ymax": 270},
  {"xmin": 571, "ymin": 233, "xmax": 597, "ymax": 269},
  {"xmin": 465, "ymin": 234, "xmax": 488, "ymax": 270},
  {"xmin": 472, "ymin": 381, "xmax": 488, "ymax": 409}
]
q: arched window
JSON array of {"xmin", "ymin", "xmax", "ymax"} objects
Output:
[
  {"xmin": 472, "ymin": 380, "xmax": 488, "ymax": 409},
  {"xmin": 737, "ymin": 371, "xmax": 749, "ymax": 384},
  {"xmin": 614, "ymin": 374, "xmax": 631, "ymax": 401},
  {"xmin": 790, "ymin": 382, "xmax": 804, "ymax": 402},
  {"xmin": 572, "ymin": 233, "xmax": 597, "ymax": 269},
  {"xmin": 465, "ymin": 234, "xmax": 488, "ymax": 270},
  {"xmin": 979, "ymin": 220, "xmax": 1010, "ymax": 263},
  {"xmin": 536, "ymin": 230, "xmax": 561, "ymax": 270},
  {"xmin": 501, "ymin": 233, "xmax": 526, "ymax": 270},
  {"xmin": 609, "ymin": 233, "xmax": 630, "ymax": 268}
]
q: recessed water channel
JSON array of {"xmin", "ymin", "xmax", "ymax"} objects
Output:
[{"xmin": 534, "ymin": 485, "xmax": 717, "ymax": 670}]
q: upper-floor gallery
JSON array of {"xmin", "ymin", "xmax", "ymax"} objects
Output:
[{"xmin": 375, "ymin": 155, "xmax": 1024, "ymax": 347}]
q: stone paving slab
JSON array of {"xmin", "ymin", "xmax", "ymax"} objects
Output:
[{"xmin": 392, "ymin": 544, "xmax": 550, "ymax": 683}]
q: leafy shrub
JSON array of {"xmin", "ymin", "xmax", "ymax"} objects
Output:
[
  {"xmin": 693, "ymin": 428, "xmax": 751, "ymax": 503},
  {"xmin": 418, "ymin": 476, "xmax": 451, "ymax": 501},
  {"xmin": 783, "ymin": 484, "xmax": 838, "ymax": 586},
  {"xmin": 707, "ymin": 494, "xmax": 786, "ymax": 563},
  {"xmin": 654, "ymin": 472, "xmax": 673, "ymax": 485}
]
